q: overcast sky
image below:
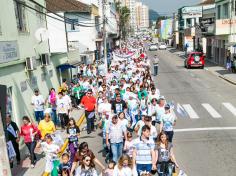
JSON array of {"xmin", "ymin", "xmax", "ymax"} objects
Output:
[{"xmin": 141, "ymin": 0, "xmax": 201, "ymax": 16}]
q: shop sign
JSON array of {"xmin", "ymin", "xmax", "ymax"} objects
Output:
[
  {"xmin": 0, "ymin": 41, "xmax": 19, "ymax": 64},
  {"xmin": 182, "ymin": 6, "xmax": 202, "ymax": 19}
]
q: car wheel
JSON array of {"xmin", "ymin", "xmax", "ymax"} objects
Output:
[
  {"xmin": 187, "ymin": 65, "xmax": 191, "ymax": 69},
  {"xmin": 201, "ymin": 66, "xmax": 204, "ymax": 69}
]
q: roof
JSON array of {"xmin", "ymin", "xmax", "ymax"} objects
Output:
[
  {"xmin": 199, "ymin": 0, "xmax": 215, "ymax": 5},
  {"xmin": 46, "ymin": 0, "xmax": 91, "ymax": 13}
]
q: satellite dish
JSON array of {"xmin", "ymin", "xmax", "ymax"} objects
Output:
[{"xmin": 35, "ymin": 28, "xmax": 49, "ymax": 42}]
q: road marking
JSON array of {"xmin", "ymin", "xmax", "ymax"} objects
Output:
[
  {"xmin": 175, "ymin": 127, "xmax": 236, "ymax": 132},
  {"xmin": 222, "ymin": 103, "xmax": 236, "ymax": 116},
  {"xmin": 182, "ymin": 104, "xmax": 200, "ymax": 119},
  {"xmin": 202, "ymin": 103, "xmax": 221, "ymax": 118}
]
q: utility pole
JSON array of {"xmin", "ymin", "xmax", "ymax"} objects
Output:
[{"xmin": 102, "ymin": 0, "xmax": 108, "ymax": 74}]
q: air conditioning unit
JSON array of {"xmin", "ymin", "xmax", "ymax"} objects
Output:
[
  {"xmin": 40, "ymin": 53, "xmax": 50, "ymax": 66},
  {"xmin": 26, "ymin": 57, "xmax": 37, "ymax": 71}
]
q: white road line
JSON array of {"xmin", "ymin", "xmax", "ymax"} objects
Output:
[
  {"xmin": 202, "ymin": 103, "xmax": 222, "ymax": 118},
  {"xmin": 182, "ymin": 104, "xmax": 200, "ymax": 119},
  {"xmin": 175, "ymin": 127, "xmax": 236, "ymax": 132},
  {"xmin": 222, "ymin": 103, "xmax": 236, "ymax": 116}
]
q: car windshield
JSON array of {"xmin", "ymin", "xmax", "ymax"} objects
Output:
[{"xmin": 160, "ymin": 42, "xmax": 165, "ymax": 45}]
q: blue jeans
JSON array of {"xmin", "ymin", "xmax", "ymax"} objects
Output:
[
  {"xmin": 157, "ymin": 162, "xmax": 174, "ymax": 176},
  {"xmin": 51, "ymin": 109, "xmax": 58, "ymax": 126},
  {"xmin": 34, "ymin": 111, "xmax": 44, "ymax": 123},
  {"xmin": 136, "ymin": 164, "xmax": 152, "ymax": 176},
  {"xmin": 111, "ymin": 142, "xmax": 123, "ymax": 162}
]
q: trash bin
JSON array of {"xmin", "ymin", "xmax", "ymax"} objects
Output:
[{"xmin": 154, "ymin": 63, "xmax": 158, "ymax": 76}]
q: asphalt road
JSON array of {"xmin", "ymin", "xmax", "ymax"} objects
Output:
[
  {"xmin": 148, "ymin": 47, "xmax": 236, "ymax": 176},
  {"xmin": 83, "ymin": 47, "xmax": 236, "ymax": 176}
]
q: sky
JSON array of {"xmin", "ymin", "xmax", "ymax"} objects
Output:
[{"xmin": 141, "ymin": 0, "xmax": 201, "ymax": 16}]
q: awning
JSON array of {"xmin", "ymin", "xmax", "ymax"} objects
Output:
[
  {"xmin": 57, "ymin": 63, "xmax": 76, "ymax": 72},
  {"xmin": 225, "ymin": 42, "xmax": 236, "ymax": 47}
]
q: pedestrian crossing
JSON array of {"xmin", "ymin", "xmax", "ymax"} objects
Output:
[{"xmin": 175, "ymin": 102, "xmax": 236, "ymax": 119}]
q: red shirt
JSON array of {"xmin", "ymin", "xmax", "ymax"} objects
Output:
[
  {"xmin": 81, "ymin": 95, "xmax": 96, "ymax": 111},
  {"xmin": 20, "ymin": 123, "xmax": 38, "ymax": 143}
]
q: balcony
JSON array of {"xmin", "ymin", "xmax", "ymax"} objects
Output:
[{"xmin": 215, "ymin": 19, "xmax": 236, "ymax": 35}]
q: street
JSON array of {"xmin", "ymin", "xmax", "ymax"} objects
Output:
[{"xmin": 149, "ymin": 48, "xmax": 236, "ymax": 176}]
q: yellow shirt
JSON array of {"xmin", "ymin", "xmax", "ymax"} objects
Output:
[{"xmin": 38, "ymin": 120, "xmax": 56, "ymax": 138}]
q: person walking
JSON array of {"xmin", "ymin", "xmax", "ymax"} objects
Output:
[
  {"xmin": 48, "ymin": 88, "xmax": 58, "ymax": 126},
  {"xmin": 159, "ymin": 104, "xmax": 176, "ymax": 143},
  {"xmin": 153, "ymin": 55, "xmax": 159, "ymax": 76},
  {"xmin": 106, "ymin": 115, "xmax": 127, "ymax": 162},
  {"xmin": 80, "ymin": 89, "xmax": 97, "ymax": 134},
  {"xmin": 57, "ymin": 92, "xmax": 69, "ymax": 130},
  {"xmin": 113, "ymin": 154, "xmax": 138, "ymax": 176},
  {"xmin": 75, "ymin": 155, "xmax": 98, "ymax": 176},
  {"xmin": 20, "ymin": 116, "xmax": 40, "ymax": 168},
  {"xmin": 5, "ymin": 114, "xmax": 21, "ymax": 166},
  {"xmin": 31, "ymin": 89, "xmax": 45, "ymax": 123},
  {"xmin": 155, "ymin": 131, "xmax": 179, "ymax": 176},
  {"xmin": 38, "ymin": 111, "xmax": 56, "ymax": 139},
  {"xmin": 132, "ymin": 125, "xmax": 156, "ymax": 176}
]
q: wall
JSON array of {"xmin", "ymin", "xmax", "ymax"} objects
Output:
[
  {"xmin": 47, "ymin": 13, "xmax": 68, "ymax": 53},
  {"xmin": 65, "ymin": 13, "xmax": 97, "ymax": 53}
]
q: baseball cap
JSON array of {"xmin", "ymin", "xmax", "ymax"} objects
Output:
[
  {"xmin": 165, "ymin": 104, "xmax": 171, "ymax": 110},
  {"xmin": 159, "ymin": 96, "xmax": 165, "ymax": 100}
]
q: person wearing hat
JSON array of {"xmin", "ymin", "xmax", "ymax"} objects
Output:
[
  {"xmin": 38, "ymin": 109, "xmax": 56, "ymax": 139},
  {"xmin": 31, "ymin": 89, "xmax": 45, "ymax": 123},
  {"xmin": 80, "ymin": 89, "xmax": 97, "ymax": 134},
  {"xmin": 159, "ymin": 104, "xmax": 176, "ymax": 143}
]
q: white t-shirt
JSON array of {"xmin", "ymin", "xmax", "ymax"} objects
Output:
[
  {"xmin": 98, "ymin": 102, "xmax": 112, "ymax": 114},
  {"xmin": 113, "ymin": 165, "xmax": 138, "ymax": 176},
  {"xmin": 119, "ymin": 118, "xmax": 129, "ymax": 130},
  {"xmin": 41, "ymin": 142, "xmax": 59, "ymax": 161},
  {"xmin": 31, "ymin": 95, "xmax": 44, "ymax": 111},
  {"xmin": 160, "ymin": 113, "xmax": 176, "ymax": 132},
  {"xmin": 56, "ymin": 97, "xmax": 68, "ymax": 114}
]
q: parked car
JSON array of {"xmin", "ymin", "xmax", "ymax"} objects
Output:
[
  {"xmin": 184, "ymin": 52, "xmax": 205, "ymax": 69},
  {"xmin": 159, "ymin": 42, "xmax": 167, "ymax": 50},
  {"xmin": 149, "ymin": 44, "xmax": 158, "ymax": 51}
]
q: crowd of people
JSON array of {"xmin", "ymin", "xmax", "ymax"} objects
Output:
[{"xmin": 5, "ymin": 39, "xmax": 181, "ymax": 176}]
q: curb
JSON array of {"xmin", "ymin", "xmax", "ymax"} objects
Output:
[{"xmin": 218, "ymin": 75, "xmax": 236, "ymax": 85}]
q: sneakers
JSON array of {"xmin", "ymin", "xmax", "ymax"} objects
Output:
[{"xmin": 31, "ymin": 164, "xmax": 35, "ymax": 168}]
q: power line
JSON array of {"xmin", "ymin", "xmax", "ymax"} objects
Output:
[
  {"xmin": 29, "ymin": 0, "xmax": 100, "ymax": 26},
  {"xmin": 14, "ymin": 0, "xmax": 102, "ymax": 27},
  {"xmin": 45, "ymin": 0, "xmax": 100, "ymax": 24},
  {"xmin": 64, "ymin": 0, "xmax": 99, "ymax": 21}
]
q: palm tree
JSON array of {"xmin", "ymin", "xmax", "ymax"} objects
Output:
[{"xmin": 116, "ymin": 2, "xmax": 130, "ymax": 41}]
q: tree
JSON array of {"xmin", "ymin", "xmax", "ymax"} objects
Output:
[{"xmin": 116, "ymin": 2, "xmax": 130, "ymax": 40}]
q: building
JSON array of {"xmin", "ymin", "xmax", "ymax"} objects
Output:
[
  {"xmin": 46, "ymin": 0, "xmax": 101, "ymax": 79},
  {"xmin": 214, "ymin": 0, "xmax": 235, "ymax": 66},
  {"xmin": 172, "ymin": 13, "xmax": 179, "ymax": 48},
  {"xmin": 160, "ymin": 19, "xmax": 173, "ymax": 43},
  {"xmin": 0, "ymin": 0, "xmax": 64, "ymax": 127},
  {"xmin": 136, "ymin": 2, "xmax": 149, "ymax": 29},
  {"xmin": 178, "ymin": 5, "xmax": 203, "ymax": 52}
]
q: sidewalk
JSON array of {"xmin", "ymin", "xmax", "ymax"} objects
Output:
[
  {"xmin": 167, "ymin": 47, "xmax": 236, "ymax": 85},
  {"xmin": 11, "ymin": 109, "xmax": 84, "ymax": 176},
  {"xmin": 204, "ymin": 61, "xmax": 236, "ymax": 85}
]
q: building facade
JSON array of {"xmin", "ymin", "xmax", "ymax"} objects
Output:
[
  {"xmin": 0, "ymin": 0, "xmax": 62, "ymax": 127},
  {"xmin": 135, "ymin": 2, "xmax": 149, "ymax": 29}
]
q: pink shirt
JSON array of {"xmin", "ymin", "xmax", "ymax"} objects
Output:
[
  {"xmin": 20, "ymin": 124, "xmax": 38, "ymax": 143},
  {"xmin": 124, "ymin": 140, "xmax": 134, "ymax": 157}
]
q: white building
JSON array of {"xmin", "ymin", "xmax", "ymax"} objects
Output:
[{"xmin": 136, "ymin": 2, "xmax": 149, "ymax": 29}]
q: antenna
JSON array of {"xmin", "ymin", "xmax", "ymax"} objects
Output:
[{"xmin": 35, "ymin": 28, "xmax": 49, "ymax": 43}]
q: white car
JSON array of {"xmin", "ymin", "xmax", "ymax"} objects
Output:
[
  {"xmin": 159, "ymin": 42, "xmax": 167, "ymax": 50},
  {"xmin": 149, "ymin": 44, "xmax": 158, "ymax": 51}
]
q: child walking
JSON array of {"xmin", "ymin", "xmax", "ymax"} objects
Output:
[{"xmin": 66, "ymin": 118, "xmax": 80, "ymax": 163}]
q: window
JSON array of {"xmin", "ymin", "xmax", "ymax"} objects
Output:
[
  {"xmin": 223, "ymin": 3, "xmax": 229, "ymax": 19},
  {"xmin": 217, "ymin": 5, "xmax": 221, "ymax": 19},
  {"xmin": 70, "ymin": 19, "xmax": 78, "ymax": 31},
  {"xmin": 35, "ymin": 4, "xmax": 45, "ymax": 25},
  {"xmin": 14, "ymin": 0, "xmax": 27, "ymax": 32}
]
